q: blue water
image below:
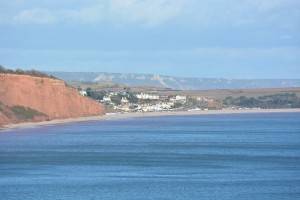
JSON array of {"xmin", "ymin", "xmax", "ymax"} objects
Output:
[{"xmin": 0, "ymin": 113, "xmax": 300, "ymax": 200}]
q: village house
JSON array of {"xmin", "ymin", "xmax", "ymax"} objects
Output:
[
  {"xmin": 136, "ymin": 93, "xmax": 160, "ymax": 100},
  {"xmin": 79, "ymin": 90, "xmax": 87, "ymax": 96},
  {"xmin": 121, "ymin": 97, "xmax": 129, "ymax": 104},
  {"xmin": 170, "ymin": 95, "xmax": 187, "ymax": 103},
  {"xmin": 102, "ymin": 96, "xmax": 111, "ymax": 103}
]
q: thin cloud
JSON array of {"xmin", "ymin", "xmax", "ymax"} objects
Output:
[
  {"xmin": 13, "ymin": 8, "xmax": 57, "ymax": 24},
  {"xmin": 4, "ymin": 0, "xmax": 299, "ymax": 29},
  {"xmin": 11, "ymin": 0, "xmax": 186, "ymax": 26},
  {"xmin": 109, "ymin": 0, "xmax": 185, "ymax": 26}
]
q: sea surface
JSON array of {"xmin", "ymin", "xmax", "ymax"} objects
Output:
[{"xmin": 1, "ymin": 113, "xmax": 300, "ymax": 200}]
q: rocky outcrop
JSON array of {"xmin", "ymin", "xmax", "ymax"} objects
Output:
[{"xmin": 0, "ymin": 73, "xmax": 105, "ymax": 126}]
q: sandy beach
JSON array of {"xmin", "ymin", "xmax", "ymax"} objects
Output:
[{"xmin": 1, "ymin": 108, "xmax": 300, "ymax": 131}]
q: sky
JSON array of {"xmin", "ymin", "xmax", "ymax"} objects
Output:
[{"xmin": 0, "ymin": 0, "xmax": 299, "ymax": 79}]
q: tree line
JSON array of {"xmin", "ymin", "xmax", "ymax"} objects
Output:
[{"xmin": 223, "ymin": 93, "xmax": 300, "ymax": 109}]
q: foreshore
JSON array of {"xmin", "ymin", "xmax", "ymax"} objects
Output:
[{"xmin": 1, "ymin": 108, "xmax": 300, "ymax": 131}]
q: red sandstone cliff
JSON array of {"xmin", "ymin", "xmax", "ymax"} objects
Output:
[{"xmin": 0, "ymin": 73, "xmax": 105, "ymax": 126}]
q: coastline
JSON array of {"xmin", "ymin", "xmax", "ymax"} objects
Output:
[{"xmin": 1, "ymin": 108, "xmax": 300, "ymax": 131}]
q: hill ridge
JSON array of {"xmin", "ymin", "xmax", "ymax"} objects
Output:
[{"xmin": 48, "ymin": 71, "xmax": 300, "ymax": 90}]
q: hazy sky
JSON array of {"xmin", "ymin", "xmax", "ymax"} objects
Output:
[{"xmin": 0, "ymin": 0, "xmax": 299, "ymax": 78}]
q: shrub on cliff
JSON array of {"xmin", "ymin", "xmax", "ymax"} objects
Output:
[
  {"xmin": 11, "ymin": 106, "xmax": 47, "ymax": 120},
  {"xmin": 0, "ymin": 65, "xmax": 58, "ymax": 79}
]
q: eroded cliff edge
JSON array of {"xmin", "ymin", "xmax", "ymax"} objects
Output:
[{"xmin": 0, "ymin": 73, "xmax": 105, "ymax": 126}]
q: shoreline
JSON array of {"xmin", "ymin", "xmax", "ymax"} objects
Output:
[{"xmin": 1, "ymin": 108, "xmax": 300, "ymax": 131}]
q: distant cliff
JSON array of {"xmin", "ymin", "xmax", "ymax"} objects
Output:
[
  {"xmin": 49, "ymin": 71, "xmax": 300, "ymax": 90},
  {"xmin": 0, "ymin": 73, "xmax": 105, "ymax": 126}
]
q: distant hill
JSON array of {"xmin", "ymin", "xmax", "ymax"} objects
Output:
[{"xmin": 48, "ymin": 72, "xmax": 300, "ymax": 90}]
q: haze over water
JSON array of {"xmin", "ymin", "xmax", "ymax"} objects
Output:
[{"xmin": 1, "ymin": 113, "xmax": 300, "ymax": 200}]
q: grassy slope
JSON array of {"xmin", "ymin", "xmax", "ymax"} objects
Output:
[{"xmin": 0, "ymin": 101, "xmax": 48, "ymax": 125}]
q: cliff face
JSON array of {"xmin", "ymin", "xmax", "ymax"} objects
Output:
[{"xmin": 0, "ymin": 73, "xmax": 105, "ymax": 126}]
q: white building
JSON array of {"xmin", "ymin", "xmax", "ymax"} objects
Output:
[
  {"xmin": 79, "ymin": 90, "xmax": 87, "ymax": 96},
  {"xmin": 170, "ymin": 95, "xmax": 187, "ymax": 102},
  {"xmin": 197, "ymin": 96, "xmax": 212, "ymax": 102},
  {"xmin": 138, "ymin": 102, "xmax": 174, "ymax": 112},
  {"xmin": 136, "ymin": 93, "xmax": 159, "ymax": 100},
  {"xmin": 197, "ymin": 97, "xmax": 204, "ymax": 101},
  {"xmin": 175, "ymin": 95, "xmax": 187, "ymax": 101},
  {"xmin": 121, "ymin": 97, "xmax": 129, "ymax": 104},
  {"xmin": 102, "ymin": 96, "xmax": 111, "ymax": 102}
]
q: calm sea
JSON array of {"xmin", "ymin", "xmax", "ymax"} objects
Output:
[{"xmin": 1, "ymin": 113, "xmax": 300, "ymax": 200}]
